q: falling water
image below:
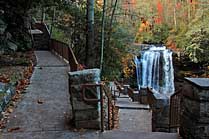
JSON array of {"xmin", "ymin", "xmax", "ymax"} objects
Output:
[
  {"xmin": 134, "ymin": 56, "xmax": 141, "ymax": 90},
  {"xmin": 134, "ymin": 45, "xmax": 175, "ymax": 98}
]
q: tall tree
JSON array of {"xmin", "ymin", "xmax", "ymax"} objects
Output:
[{"xmin": 85, "ymin": 0, "xmax": 95, "ymax": 68}]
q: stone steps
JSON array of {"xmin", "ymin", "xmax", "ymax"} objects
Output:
[
  {"xmin": 33, "ymin": 33, "xmax": 49, "ymax": 50},
  {"xmin": 115, "ymin": 96, "xmax": 150, "ymax": 110},
  {"xmin": 115, "ymin": 96, "xmax": 152, "ymax": 132},
  {"xmin": 114, "ymin": 95, "xmax": 180, "ymax": 138},
  {"xmin": 102, "ymin": 130, "xmax": 179, "ymax": 139},
  {"xmin": 31, "ymin": 23, "xmax": 50, "ymax": 50}
]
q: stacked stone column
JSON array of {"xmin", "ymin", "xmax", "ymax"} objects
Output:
[{"xmin": 68, "ymin": 69, "xmax": 101, "ymax": 129}]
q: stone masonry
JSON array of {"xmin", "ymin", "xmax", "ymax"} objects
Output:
[
  {"xmin": 180, "ymin": 78, "xmax": 209, "ymax": 139},
  {"xmin": 68, "ymin": 69, "xmax": 101, "ymax": 129},
  {"xmin": 151, "ymin": 95, "xmax": 170, "ymax": 132}
]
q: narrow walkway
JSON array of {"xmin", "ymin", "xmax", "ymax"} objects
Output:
[
  {"xmin": 2, "ymin": 51, "xmax": 178, "ymax": 139},
  {"xmin": 2, "ymin": 51, "xmax": 74, "ymax": 138}
]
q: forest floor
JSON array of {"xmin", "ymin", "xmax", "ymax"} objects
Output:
[
  {"xmin": 0, "ymin": 51, "xmax": 36, "ymax": 129},
  {"xmin": 0, "ymin": 51, "xmax": 36, "ymax": 84}
]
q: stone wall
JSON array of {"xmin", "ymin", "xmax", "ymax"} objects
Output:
[
  {"xmin": 151, "ymin": 95, "xmax": 170, "ymax": 132},
  {"xmin": 180, "ymin": 79, "xmax": 209, "ymax": 139},
  {"xmin": 68, "ymin": 69, "xmax": 101, "ymax": 129},
  {"xmin": 0, "ymin": 82, "xmax": 15, "ymax": 118}
]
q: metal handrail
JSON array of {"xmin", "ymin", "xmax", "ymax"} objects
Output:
[
  {"xmin": 102, "ymin": 82, "xmax": 115, "ymax": 130},
  {"xmin": 169, "ymin": 88, "xmax": 183, "ymax": 132},
  {"xmin": 81, "ymin": 83, "xmax": 102, "ymax": 102},
  {"xmin": 81, "ymin": 82, "xmax": 115, "ymax": 132}
]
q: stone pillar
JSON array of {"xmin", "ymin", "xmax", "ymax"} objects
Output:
[
  {"xmin": 180, "ymin": 78, "xmax": 209, "ymax": 139},
  {"xmin": 151, "ymin": 94, "xmax": 170, "ymax": 132},
  {"xmin": 0, "ymin": 82, "xmax": 15, "ymax": 118},
  {"xmin": 68, "ymin": 69, "xmax": 101, "ymax": 129},
  {"xmin": 139, "ymin": 88, "xmax": 148, "ymax": 104}
]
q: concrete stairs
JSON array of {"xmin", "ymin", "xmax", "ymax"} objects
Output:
[
  {"xmin": 31, "ymin": 22, "xmax": 50, "ymax": 50},
  {"xmin": 113, "ymin": 94, "xmax": 179, "ymax": 139}
]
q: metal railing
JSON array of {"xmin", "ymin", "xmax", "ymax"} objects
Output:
[
  {"xmin": 169, "ymin": 89, "xmax": 182, "ymax": 132},
  {"xmin": 49, "ymin": 39, "xmax": 79, "ymax": 71},
  {"xmin": 81, "ymin": 82, "xmax": 116, "ymax": 132}
]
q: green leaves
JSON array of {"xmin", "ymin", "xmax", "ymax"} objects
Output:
[
  {"xmin": 136, "ymin": 24, "xmax": 170, "ymax": 44},
  {"xmin": 185, "ymin": 29, "xmax": 209, "ymax": 63}
]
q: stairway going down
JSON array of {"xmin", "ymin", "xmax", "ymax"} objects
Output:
[{"xmin": 108, "ymin": 82, "xmax": 179, "ymax": 139}]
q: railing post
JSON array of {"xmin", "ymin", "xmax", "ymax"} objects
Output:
[
  {"xmin": 100, "ymin": 85, "xmax": 104, "ymax": 132},
  {"xmin": 68, "ymin": 47, "xmax": 71, "ymax": 67},
  {"xmin": 108, "ymin": 97, "xmax": 111, "ymax": 130},
  {"xmin": 62, "ymin": 43, "xmax": 64, "ymax": 58}
]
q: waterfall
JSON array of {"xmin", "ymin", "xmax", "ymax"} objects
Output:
[
  {"xmin": 134, "ymin": 56, "xmax": 141, "ymax": 90},
  {"xmin": 134, "ymin": 45, "xmax": 175, "ymax": 98},
  {"xmin": 163, "ymin": 49, "xmax": 175, "ymax": 96}
]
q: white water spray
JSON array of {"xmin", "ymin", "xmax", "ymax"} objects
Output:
[{"xmin": 135, "ymin": 45, "xmax": 175, "ymax": 98}]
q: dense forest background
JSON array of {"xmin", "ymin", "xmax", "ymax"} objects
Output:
[{"xmin": 0, "ymin": 0, "xmax": 209, "ymax": 80}]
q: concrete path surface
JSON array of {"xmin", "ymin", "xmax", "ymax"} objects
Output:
[
  {"xmin": 115, "ymin": 96, "xmax": 152, "ymax": 132},
  {"xmin": 2, "ymin": 51, "xmax": 72, "ymax": 138},
  {"xmin": 1, "ymin": 51, "xmax": 178, "ymax": 139}
]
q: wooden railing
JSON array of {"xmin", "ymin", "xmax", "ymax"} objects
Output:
[
  {"xmin": 81, "ymin": 82, "xmax": 116, "ymax": 132},
  {"xmin": 49, "ymin": 39, "xmax": 79, "ymax": 71},
  {"xmin": 169, "ymin": 89, "xmax": 182, "ymax": 132},
  {"xmin": 32, "ymin": 22, "xmax": 79, "ymax": 71}
]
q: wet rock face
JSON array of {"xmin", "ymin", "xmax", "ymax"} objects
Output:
[
  {"xmin": 68, "ymin": 69, "xmax": 101, "ymax": 129},
  {"xmin": 180, "ymin": 78, "xmax": 209, "ymax": 139},
  {"xmin": 0, "ymin": 82, "xmax": 15, "ymax": 116}
]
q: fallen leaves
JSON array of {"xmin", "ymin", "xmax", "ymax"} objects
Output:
[
  {"xmin": 0, "ymin": 120, "xmax": 6, "ymax": 129},
  {"xmin": 12, "ymin": 94, "xmax": 21, "ymax": 102},
  {"xmin": 7, "ymin": 108, "xmax": 13, "ymax": 113},
  {"xmin": 7, "ymin": 127, "xmax": 20, "ymax": 132},
  {"xmin": 37, "ymin": 99, "xmax": 44, "ymax": 104},
  {"xmin": 0, "ymin": 74, "xmax": 10, "ymax": 83},
  {"xmin": 0, "ymin": 52, "xmax": 36, "ymax": 131},
  {"xmin": 0, "ymin": 112, "xmax": 9, "ymax": 129}
]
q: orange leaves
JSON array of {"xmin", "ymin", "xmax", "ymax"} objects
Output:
[
  {"xmin": 0, "ymin": 75, "xmax": 10, "ymax": 83},
  {"xmin": 138, "ymin": 20, "xmax": 151, "ymax": 32},
  {"xmin": 122, "ymin": 54, "xmax": 135, "ymax": 78},
  {"xmin": 176, "ymin": 2, "xmax": 181, "ymax": 9},
  {"xmin": 23, "ymin": 64, "xmax": 33, "ymax": 79},
  {"xmin": 156, "ymin": 1, "xmax": 163, "ymax": 24},
  {"xmin": 7, "ymin": 107, "xmax": 14, "ymax": 113},
  {"xmin": 15, "ymin": 64, "xmax": 33, "ymax": 92},
  {"xmin": 157, "ymin": 1, "xmax": 163, "ymax": 14},
  {"xmin": 96, "ymin": 0, "xmax": 103, "ymax": 7},
  {"xmin": 0, "ymin": 51, "xmax": 35, "ymax": 131},
  {"xmin": 7, "ymin": 127, "xmax": 20, "ymax": 132}
]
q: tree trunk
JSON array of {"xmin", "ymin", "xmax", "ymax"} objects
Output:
[
  {"xmin": 106, "ymin": 0, "xmax": 118, "ymax": 49},
  {"xmin": 100, "ymin": 0, "xmax": 107, "ymax": 72},
  {"xmin": 85, "ymin": 0, "xmax": 95, "ymax": 68}
]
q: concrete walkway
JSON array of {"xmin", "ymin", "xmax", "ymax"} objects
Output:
[
  {"xmin": 115, "ymin": 95, "xmax": 152, "ymax": 132},
  {"xmin": 1, "ymin": 51, "xmax": 178, "ymax": 139},
  {"xmin": 2, "ymin": 51, "xmax": 74, "ymax": 138}
]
